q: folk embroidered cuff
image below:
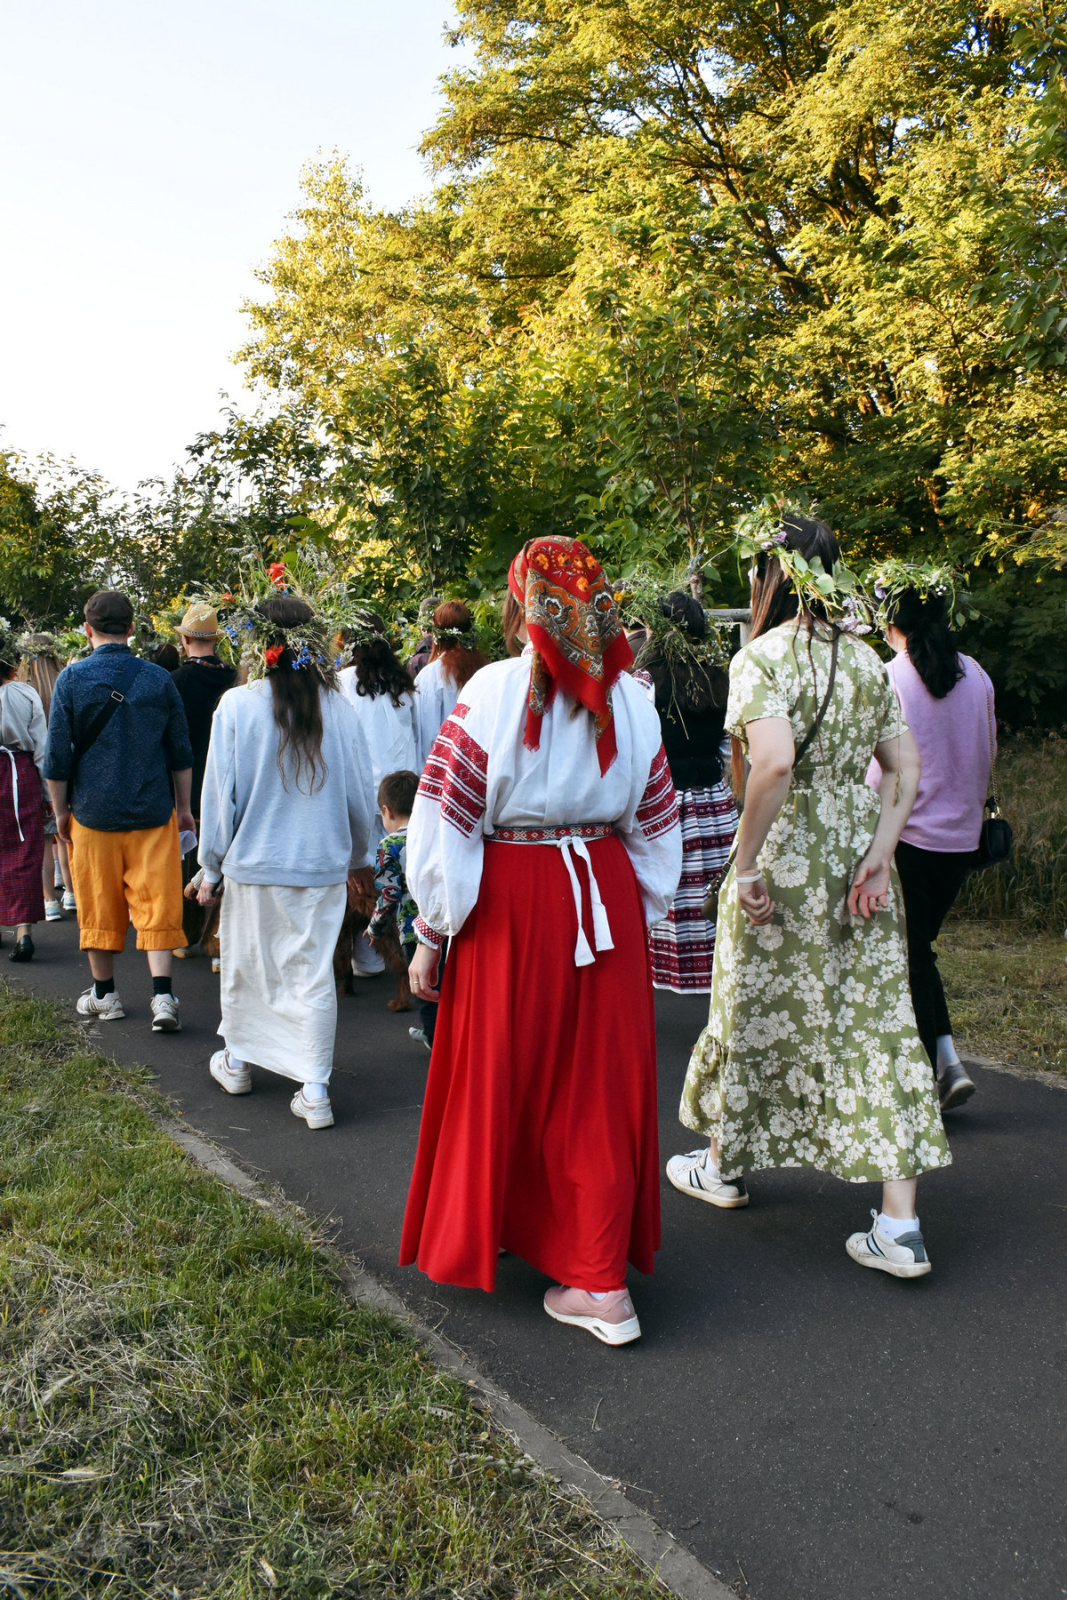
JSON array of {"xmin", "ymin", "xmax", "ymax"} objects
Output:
[{"xmin": 415, "ymin": 915, "xmax": 445, "ymax": 949}]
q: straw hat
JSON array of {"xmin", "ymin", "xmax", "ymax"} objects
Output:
[{"xmin": 178, "ymin": 602, "xmax": 219, "ymax": 639}]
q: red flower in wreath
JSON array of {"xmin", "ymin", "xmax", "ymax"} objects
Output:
[
  {"xmin": 267, "ymin": 562, "xmax": 287, "ymax": 587},
  {"xmin": 263, "ymin": 643, "xmax": 284, "ymax": 668}
]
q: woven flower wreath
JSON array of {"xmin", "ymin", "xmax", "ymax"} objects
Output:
[
  {"xmin": 197, "ymin": 550, "xmax": 367, "ymax": 678},
  {"xmin": 725, "ymin": 498, "xmax": 974, "ymax": 635}
]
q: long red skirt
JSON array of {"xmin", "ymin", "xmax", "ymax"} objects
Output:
[
  {"xmin": 399, "ymin": 835, "xmax": 661, "ymax": 1292},
  {"xmin": 0, "ymin": 752, "xmax": 45, "ymax": 925}
]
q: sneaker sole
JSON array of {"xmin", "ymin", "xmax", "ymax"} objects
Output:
[
  {"xmin": 939, "ymin": 1078, "xmax": 975, "ymax": 1112},
  {"xmin": 291, "ymin": 1102, "xmax": 334, "ymax": 1129},
  {"xmin": 846, "ymin": 1239, "xmax": 932, "ymax": 1279},
  {"xmin": 666, "ymin": 1168, "xmax": 749, "ymax": 1208},
  {"xmin": 210, "ymin": 1063, "xmax": 252, "ymax": 1095},
  {"xmin": 543, "ymin": 1303, "xmax": 642, "ymax": 1346},
  {"xmin": 152, "ymin": 1017, "xmax": 182, "ymax": 1033},
  {"xmin": 77, "ymin": 1006, "xmax": 126, "ymax": 1021}
]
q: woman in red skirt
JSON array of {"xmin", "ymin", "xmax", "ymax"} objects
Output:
[
  {"xmin": 404, "ymin": 538, "xmax": 682, "ymax": 1345},
  {"xmin": 0, "ymin": 636, "xmax": 48, "ymax": 961}
]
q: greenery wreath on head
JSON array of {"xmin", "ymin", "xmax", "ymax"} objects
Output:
[
  {"xmin": 726, "ymin": 496, "xmax": 975, "ymax": 637},
  {"xmin": 198, "ymin": 547, "xmax": 367, "ymax": 679}
]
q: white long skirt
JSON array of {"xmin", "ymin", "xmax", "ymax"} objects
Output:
[{"xmin": 218, "ymin": 880, "xmax": 347, "ymax": 1083}]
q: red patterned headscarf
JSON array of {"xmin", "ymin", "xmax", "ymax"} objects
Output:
[{"xmin": 508, "ymin": 537, "xmax": 632, "ymax": 775}]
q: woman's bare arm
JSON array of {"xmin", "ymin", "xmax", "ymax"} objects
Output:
[
  {"xmin": 847, "ymin": 728, "xmax": 921, "ymax": 920},
  {"xmin": 734, "ymin": 717, "xmax": 795, "ymax": 925}
]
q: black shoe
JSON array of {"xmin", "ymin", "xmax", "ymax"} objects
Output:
[
  {"xmin": 938, "ymin": 1058, "xmax": 975, "ymax": 1112},
  {"xmin": 8, "ymin": 935, "xmax": 34, "ymax": 963}
]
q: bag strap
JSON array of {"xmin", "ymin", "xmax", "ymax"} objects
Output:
[
  {"xmin": 977, "ymin": 664, "xmax": 1000, "ymax": 812},
  {"xmin": 793, "ymin": 629, "xmax": 840, "ymax": 768},
  {"xmin": 70, "ymin": 654, "xmax": 141, "ymax": 779}
]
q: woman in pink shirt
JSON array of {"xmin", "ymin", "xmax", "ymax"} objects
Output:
[{"xmin": 869, "ymin": 588, "xmax": 994, "ymax": 1111}]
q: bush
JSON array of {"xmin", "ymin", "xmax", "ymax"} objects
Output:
[{"xmin": 956, "ymin": 732, "xmax": 1067, "ymax": 931}]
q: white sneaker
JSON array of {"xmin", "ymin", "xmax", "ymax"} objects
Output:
[
  {"xmin": 846, "ymin": 1210, "xmax": 932, "ymax": 1279},
  {"xmin": 44, "ymin": 900, "xmax": 63, "ymax": 922},
  {"xmin": 666, "ymin": 1148, "xmax": 749, "ymax": 1208},
  {"xmin": 76, "ymin": 986, "xmax": 125, "ymax": 1022},
  {"xmin": 290, "ymin": 1089, "xmax": 334, "ymax": 1129},
  {"xmin": 409, "ymin": 1026, "xmax": 431, "ymax": 1051},
  {"xmin": 150, "ymin": 993, "xmax": 181, "ymax": 1032},
  {"xmin": 210, "ymin": 1048, "xmax": 252, "ymax": 1095},
  {"xmin": 62, "ymin": 889, "xmax": 77, "ymax": 912},
  {"xmin": 350, "ymin": 934, "xmax": 385, "ymax": 976}
]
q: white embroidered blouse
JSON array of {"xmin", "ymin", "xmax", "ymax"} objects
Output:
[{"xmin": 407, "ymin": 648, "xmax": 682, "ymax": 951}]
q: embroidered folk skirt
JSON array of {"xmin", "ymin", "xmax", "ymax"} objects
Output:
[
  {"xmin": 649, "ymin": 781, "xmax": 737, "ymax": 993},
  {"xmin": 400, "ymin": 835, "xmax": 661, "ymax": 1292},
  {"xmin": 0, "ymin": 752, "xmax": 45, "ymax": 925},
  {"xmin": 218, "ymin": 879, "xmax": 348, "ymax": 1083}
]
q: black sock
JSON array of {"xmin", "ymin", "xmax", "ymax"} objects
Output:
[
  {"xmin": 93, "ymin": 977, "xmax": 115, "ymax": 999},
  {"xmin": 152, "ymin": 975, "xmax": 173, "ymax": 996}
]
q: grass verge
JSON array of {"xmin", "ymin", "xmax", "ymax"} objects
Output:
[
  {"xmin": 0, "ymin": 982, "xmax": 665, "ymax": 1599},
  {"xmin": 955, "ymin": 731, "xmax": 1067, "ymax": 930},
  {"xmin": 938, "ymin": 918, "xmax": 1067, "ymax": 1075}
]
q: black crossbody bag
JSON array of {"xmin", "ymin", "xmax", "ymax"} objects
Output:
[
  {"xmin": 68, "ymin": 654, "xmax": 141, "ymax": 795},
  {"xmin": 973, "ymin": 668, "xmax": 1012, "ymax": 869}
]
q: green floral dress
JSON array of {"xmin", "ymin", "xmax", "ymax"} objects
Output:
[{"xmin": 679, "ymin": 623, "xmax": 951, "ymax": 1184}]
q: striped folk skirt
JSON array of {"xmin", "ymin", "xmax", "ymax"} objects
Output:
[
  {"xmin": 0, "ymin": 751, "xmax": 45, "ymax": 925},
  {"xmin": 648, "ymin": 781, "xmax": 738, "ymax": 994}
]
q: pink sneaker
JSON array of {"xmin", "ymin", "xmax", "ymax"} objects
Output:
[{"xmin": 543, "ymin": 1285, "xmax": 641, "ymax": 1346}]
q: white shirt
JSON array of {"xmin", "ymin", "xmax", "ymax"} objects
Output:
[
  {"xmin": 198, "ymin": 679, "xmax": 376, "ymax": 887},
  {"xmin": 413, "ymin": 657, "xmax": 462, "ymax": 770},
  {"xmin": 407, "ymin": 649, "xmax": 682, "ymax": 943},
  {"xmin": 337, "ymin": 667, "xmax": 417, "ymax": 794},
  {"xmin": 0, "ymin": 680, "xmax": 47, "ymax": 772}
]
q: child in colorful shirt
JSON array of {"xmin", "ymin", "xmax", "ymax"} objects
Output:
[{"xmin": 368, "ymin": 770, "xmax": 438, "ymax": 1049}]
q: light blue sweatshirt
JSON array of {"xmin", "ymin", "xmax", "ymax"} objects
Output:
[{"xmin": 198, "ymin": 680, "xmax": 375, "ymax": 887}]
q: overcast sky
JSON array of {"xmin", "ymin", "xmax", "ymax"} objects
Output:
[{"xmin": 1, "ymin": 0, "xmax": 465, "ymax": 490}]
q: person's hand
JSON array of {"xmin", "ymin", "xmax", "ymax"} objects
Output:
[
  {"xmin": 197, "ymin": 878, "xmax": 223, "ymax": 906},
  {"xmin": 176, "ymin": 809, "xmax": 196, "ymax": 838},
  {"xmin": 54, "ymin": 807, "xmax": 73, "ymax": 847},
  {"xmin": 848, "ymin": 853, "xmax": 890, "ymax": 921},
  {"xmin": 408, "ymin": 941, "xmax": 440, "ymax": 1001},
  {"xmin": 737, "ymin": 870, "xmax": 775, "ymax": 927},
  {"xmin": 348, "ymin": 866, "xmax": 374, "ymax": 899},
  {"xmin": 183, "ymin": 878, "xmax": 199, "ymax": 901}
]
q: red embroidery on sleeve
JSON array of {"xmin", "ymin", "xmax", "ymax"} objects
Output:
[
  {"xmin": 414, "ymin": 915, "xmax": 445, "ymax": 949},
  {"xmin": 418, "ymin": 706, "xmax": 488, "ymax": 838},
  {"xmin": 635, "ymin": 747, "xmax": 679, "ymax": 840}
]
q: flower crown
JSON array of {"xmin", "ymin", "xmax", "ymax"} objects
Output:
[
  {"xmin": 725, "ymin": 498, "xmax": 973, "ymax": 635},
  {"xmin": 432, "ymin": 625, "xmax": 474, "ymax": 652},
  {"xmin": 16, "ymin": 631, "xmax": 58, "ymax": 660},
  {"xmin": 197, "ymin": 550, "xmax": 364, "ymax": 678}
]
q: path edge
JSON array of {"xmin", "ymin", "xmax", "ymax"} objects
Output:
[{"xmin": 156, "ymin": 1111, "xmax": 737, "ymax": 1600}]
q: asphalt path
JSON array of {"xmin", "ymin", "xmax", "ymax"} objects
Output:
[{"xmin": 6, "ymin": 916, "xmax": 1067, "ymax": 1600}]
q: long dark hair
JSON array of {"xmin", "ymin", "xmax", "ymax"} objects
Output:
[
  {"xmin": 885, "ymin": 588, "xmax": 963, "ymax": 699},
  {"xmin": 429, "ymin": 601, "xmax": 490, "ymax": 690},
  {"xmin": 733, "ymin": 513, "xmax": 841, "ymax": 797},
  {"xmin": 258, "ymin": 594, "xmax": 336, "ymax": 792},
  {"xmin": 349, "ymin": 612, "xmax": 415, "ymax": 707},
  {"xmin": 639, "ymin": 591, "xmax": 728, "ymax": 714}
]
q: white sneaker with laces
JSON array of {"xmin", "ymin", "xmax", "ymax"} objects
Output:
[
  {"xmin": 666, "ymin": 1148, "xmax": 749, "ymax": 1208},
  {"xmin": 44, "ymin": 900, "xmax": 63, "ymax": 922},
  {"xmin": 62, "ymin": 889, "xmax": 77, "ymax": 912},
  {"xmin": 290, "ymin": 1089, "xmax": 334, "ymax": 1129},
  {"xmin": 76, "ymin": 986, "xmax": 125, "ymax": 1021},
  {"xmin": 150, "ymin": 993, "xmax": 181, "ymax": 1032},
  {"xmin": 210, "ymin": 1048, "xmax": 252, "ymax": 1095},
  {"xmin": 846, "ymin": 1210, "xmax": 932, "ymax": 1279}
]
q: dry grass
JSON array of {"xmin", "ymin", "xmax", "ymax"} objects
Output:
[
  {"xmin": 938, "ymin": 918, "xmax": 1067, "ymax": 1075},
  {"xmin": 0, "ymin": 983, "xmax": 666, "ymax": 1600},
  {"xmin": 955, "ymin": 731, "xmax": 1067, "ymax": 930}
]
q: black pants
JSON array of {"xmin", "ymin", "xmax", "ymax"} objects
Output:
[
  {"xmin": 405, "ymin": 941, "xmax": 441, "ymax": 1045},
  {"xmin": 894, "ymin": 839, "xmax": 973, "ymax": 1072}
]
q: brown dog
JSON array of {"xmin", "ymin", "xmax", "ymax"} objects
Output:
[{"xmin": 333, "ymin": 879, "xmax": 411, "ymax": 1011}]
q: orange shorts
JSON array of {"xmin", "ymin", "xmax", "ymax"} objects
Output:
[{"xmin": 68, "ymin": 815, "xmax": 186, "ymax": 952}]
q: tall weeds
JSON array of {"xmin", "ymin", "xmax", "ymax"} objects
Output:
[{"xmin": 955, "ymin": 733, "xmax": 1067, "ymax": 929}]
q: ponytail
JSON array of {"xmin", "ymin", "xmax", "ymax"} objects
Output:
[{"xmin": 888, "ymin": 590, "xmax": 963, "ymax": 699}]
